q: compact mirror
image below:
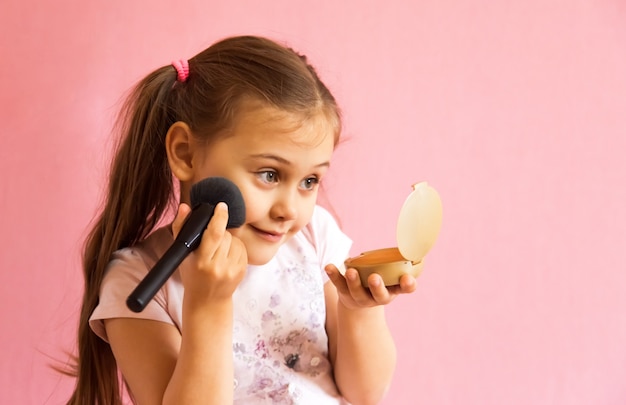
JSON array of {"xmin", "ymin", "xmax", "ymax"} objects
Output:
[{"xmin": 344, "ymin": 182, "xmax": 443, "ymax": 287}]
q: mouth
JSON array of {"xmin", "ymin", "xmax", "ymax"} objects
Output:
[{"xmin": 249, "ymin": 225, "xmax": 286, "ymax": 243}]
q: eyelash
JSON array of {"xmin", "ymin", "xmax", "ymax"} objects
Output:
[{"xmin": 256, "ymin": 171, "xmax": 320, "ymax": 190}]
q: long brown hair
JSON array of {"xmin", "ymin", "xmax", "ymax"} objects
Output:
[{"xmin": 67, "ymin": 35, "xmax": 342, "ymax": 404}]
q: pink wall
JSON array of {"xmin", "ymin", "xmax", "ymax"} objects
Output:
[{"xmin": 1, "ymin": 0, "xmax": 625, "ymax": 404}]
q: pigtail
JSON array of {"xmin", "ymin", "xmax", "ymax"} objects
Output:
[{"xmin": 67, "ymin": 65, "xmax": 180, "ymax": 405}]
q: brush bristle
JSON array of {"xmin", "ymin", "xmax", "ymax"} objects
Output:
[{"xmin": 190, "ymin": 177, "xmax": 246, "ymax": 228}]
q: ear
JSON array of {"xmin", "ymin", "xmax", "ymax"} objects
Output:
[{"xmin": 165, "ymin": 121, "xmax": 196, "ymax": 182}]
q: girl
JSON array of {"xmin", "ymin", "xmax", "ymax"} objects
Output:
[{"xmin": 67, "ymin": 35, "xmax": 417, "ymax": 405}]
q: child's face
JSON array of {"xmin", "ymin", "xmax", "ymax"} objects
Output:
[{"xmin": 190, "ymin": 101, "xmax": 336, "ymax": 265}]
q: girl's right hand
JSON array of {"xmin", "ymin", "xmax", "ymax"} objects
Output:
[{"xmin": 172, "ymin": 202, "xmax": 248, "ymax": 305}]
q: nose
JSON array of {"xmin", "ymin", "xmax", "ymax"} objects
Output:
[{"xmin": 270, "ymin": 187, "xmax": 298, "ymax": 221}]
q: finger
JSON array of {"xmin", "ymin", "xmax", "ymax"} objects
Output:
[
  {"xmin": 229, "ymin": 235, "xmax": 248, "ymax": 265},
  {"xmin": 198, "ymin": 202, "xmax": 230, "ymax": 258},
  {"xmin": 384, "ymin": 275, "xmax": 418, "ymax": 296},
  {"xmin": 171, "ymin": 203, "xmax": 192, "ymax": 239},
  {"xmin": 367, "ymin": 273, "xmax": 392, "ymax": 304},
  {"xmin": 324, "ymin": 264, "xmax": 349, "ymax": 295},
  {"xmin": 344, "ymin": 268, "xmax": 374, "ymax": 305},
  {"xmin": 229, "ymin": 236, "xmax": 248, "ymax": 282},
  {"xmin": 208, "ymin": 202, "xmax": 230, "ymax": 233},
  {"xmin": 212, "ymin": 228, "xmax": 233, "ymax": 263},
  {"xmin": 399, "ymin": 274, "xmax": 418, "ymax": 294}
]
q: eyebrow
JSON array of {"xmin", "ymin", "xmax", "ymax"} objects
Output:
[{"xmin": 249, "ymin": 153, "xmax": 330, "ymax": 168}]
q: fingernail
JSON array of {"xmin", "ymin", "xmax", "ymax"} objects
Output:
[
  {"xmin": 370, "ymin": 276, "xmax": 381, "ymax": 287},
  {"xmin": 217, "ymin": 202, "xmax": 228, "ymax": 211}
]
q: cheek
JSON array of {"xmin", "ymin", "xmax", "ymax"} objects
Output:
[
  {"xmin": 293, "ymin": 195, "xmax": 317, "ymax": 228},
  {"xmin": 228, "ymin": 179, "xmax": 256, "ymax": 215},
  {"xmin": 237, "ymin": 186, "xmax": 267, "ymax": 223}
]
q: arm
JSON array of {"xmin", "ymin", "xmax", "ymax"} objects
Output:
[
  {"xmin": 325, "ymin": 265, "xmax": 417, "ymax": 405},
  {"xmin": 105, "ymin": 202, "xmax": 247, "ymax": 404},
  {"xmin": 105, "ymin": 301, "xmax": 233, "ymax": 405},
  {"xmin": 164, "ymin": 298, "xmax": 235, "ymax": 404}
]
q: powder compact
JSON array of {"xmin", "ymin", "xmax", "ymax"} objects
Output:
[{"xmin": 344, "ymin": 182, "xmax": 443, "ymax": 287}]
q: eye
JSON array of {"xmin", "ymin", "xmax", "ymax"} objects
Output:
[
  {"xmin": 257, "ymin": 170, "xmax": 279, "ymax": 184},
  {"xmin": 300, "ymin": 176, "xmax": 320, "ymax": 191}
]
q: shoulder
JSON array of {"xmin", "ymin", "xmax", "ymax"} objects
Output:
[
  {"xmin": 304, "ymin": 205, "xmax": 342, "ymax": 237},
  {"xmin": 103, "ymin": 227, "xmax": 173, "ymax": 284},
  {"xmin": 90, "ymin": 226, "xmax": 181, "ymax": 341}
]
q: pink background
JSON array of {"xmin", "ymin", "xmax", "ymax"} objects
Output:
[{"xmin": 1, "ymin": 0, "xmax": 625, "ymax": 404}]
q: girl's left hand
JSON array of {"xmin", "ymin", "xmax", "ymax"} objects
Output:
[{"xmin": 324, "ymin": 264, "xmax": 417, "ymax": 310}]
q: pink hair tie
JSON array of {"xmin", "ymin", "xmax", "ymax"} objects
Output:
[{"xmin": 172, "ymin": 59, "xmax": 189, "ymax": 82}]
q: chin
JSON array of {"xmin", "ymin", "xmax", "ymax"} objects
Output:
[
  {"xmin": 247, "ymin": 255, "xmax": 274, "ymax": 266},
  {"xmin": 246, "ymin": 249, "xmax": 280, "ymax": 266}
]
